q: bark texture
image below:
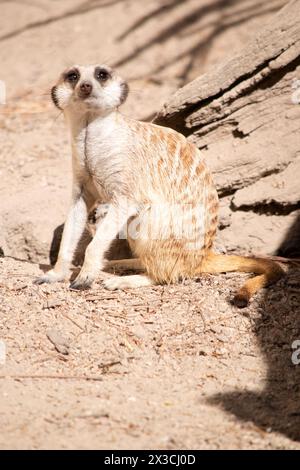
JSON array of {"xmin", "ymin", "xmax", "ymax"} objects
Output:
[{"xmin": 155, "ymin": 0, "xmax": 300, "ymax": 256}]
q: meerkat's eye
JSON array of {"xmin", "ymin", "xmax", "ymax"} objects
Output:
[
  {"xmin": 95, "ymin": 68, "xmax": 110, "ymax": 82},
  {"xmin": 65, "ymin": 71, "xmax": 79, "ymax": 82}
]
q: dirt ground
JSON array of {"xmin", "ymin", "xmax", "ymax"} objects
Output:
[{"xmin": 0, "ymin": 0, "xmax": 300, "ymax": 450}]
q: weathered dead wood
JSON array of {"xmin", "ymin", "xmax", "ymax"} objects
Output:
[
  {"xmin": 155, "ymin": 0, "xmax": 300, "ymax": 195},
  {"xmin": 155, "ymin": 0, "xmax": 300, "ymax": 255}
]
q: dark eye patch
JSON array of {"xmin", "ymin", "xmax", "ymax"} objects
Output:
[
  {"xmin": 64, "ymin": 69, "xmax": 80, "ymax": 85},
  {"xmin": 95, "ymin": 67, "xmax": 111, "ymax": 82}
]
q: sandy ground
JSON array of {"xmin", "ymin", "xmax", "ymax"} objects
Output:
[{"xmin": 1, "ymin": 0, "xmax": 299, "ymax": 450}]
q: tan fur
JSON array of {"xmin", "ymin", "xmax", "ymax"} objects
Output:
[
  {"xmin": 200, "ymin": 253, "xmax": 284, "ymax": 307},
  {"xmin": 35, "ymin": 64, "xmax": 284, "ymax": 306}
]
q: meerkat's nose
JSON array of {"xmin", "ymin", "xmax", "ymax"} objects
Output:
[{"xmin": 79, "ymin": 81, "xmax": 92, "ymax": 96}]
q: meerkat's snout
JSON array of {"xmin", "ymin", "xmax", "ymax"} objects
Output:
[{"xmin": 78, "ymin": 81, "xmax": 93, "ymax": 99}]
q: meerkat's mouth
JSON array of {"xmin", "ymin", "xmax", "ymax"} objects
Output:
[
  {"xmin": 76, "ymin": 94, "xmax": 103, "ymax": 110},
  {"xmin": 78, "ymin": 93, "xmax": 95, "ymax": 101},
  {"xmin": 77, "ymin": 92, "xmax": 99, "ymax": 104}
]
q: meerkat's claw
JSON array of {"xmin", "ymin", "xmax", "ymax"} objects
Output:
[
  {"xmin": 69, "ymin": 282, "xmax": 91, "ymax": 291},
  {"xmin": 69, "ymin": 276, "xmax": 93, "ymax": 290},
  {"xmin": 34, "ymin": 276, "xmax": 50, "ymax": 285}
]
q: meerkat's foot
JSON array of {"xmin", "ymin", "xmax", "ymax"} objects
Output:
[
  {"xmin": 34, "ymin": 269, "xmax": 67, "ymax": 285},
  {"xmin": 103, "ymin": 274, "xmax": 154, "ymax": 291},
  {"xmin": 69, "ymin": 273, "xmax": 94, "ymax": 291}
]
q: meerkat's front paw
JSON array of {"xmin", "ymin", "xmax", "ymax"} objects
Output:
[
  {"xmin": 34, "ymin": 270, "xmax": 66, "ymax": 285},
  {"xmin": 69, "ymin": 274, "xmax": 94, "ymax": 290}
]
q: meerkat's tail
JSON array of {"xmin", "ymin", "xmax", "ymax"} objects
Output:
[{"xmin": 200, "ymin": 252, "xmax": 284, "ymax": 308}]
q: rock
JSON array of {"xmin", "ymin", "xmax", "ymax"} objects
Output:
[
  {"xmin": 216, "ymin": 211, "xmax": 300, "ymax": 255},
  {"xmin": 46, "ymin": 328, "xmax": 70, "ymax": 355},
  {"xmin": 155, "ymin": 1, "xmax": 300, "ymax": 256},
  {"xmin": 232, "ymin": 158, "xmax": 300, "ymax": 212}
]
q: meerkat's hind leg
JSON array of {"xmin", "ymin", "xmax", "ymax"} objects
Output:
[
  {"xmin": 103, "ymin": 274, "xmax": 154, "ymax": 291},
  {"xmin": 104, "ymin": 258, "xmax": 144, "ymax": 271}
]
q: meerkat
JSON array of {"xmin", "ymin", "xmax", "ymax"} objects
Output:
[{"xmin": 35, "ymin": 64, "xmax": 284, "ymax": 307}]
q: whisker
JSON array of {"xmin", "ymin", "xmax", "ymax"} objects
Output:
[{"xmin": 48, "ymin": 110, "xmax": 63, "ymax": 126}]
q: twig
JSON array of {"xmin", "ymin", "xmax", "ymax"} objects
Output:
[
  {"xmin": 198, "ymin": 308, "xmax": 207, "ymax": 334},
  {"xmin": 0, "ymin": 374, "xmax": 103, "ymax": 381},
  {"xmin": 85, "ymin": 294, "xmax": 119, "ymax": 301},
  {"xmin": 98, "ymin": 360, "xmax": 121, "ymax": 371},
  {"xmin": 62, "ymin": 313, "xmax": 85, "ymax": 331}
]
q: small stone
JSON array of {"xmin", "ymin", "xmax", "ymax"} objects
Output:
[{"xmin": 46, "ymin": 328, "xmax": 70, "ymax": 355}]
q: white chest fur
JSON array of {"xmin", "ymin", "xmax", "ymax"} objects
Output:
[{"xmin": 66, "ymin": 110, "xmax": 128, "ymax": 198}]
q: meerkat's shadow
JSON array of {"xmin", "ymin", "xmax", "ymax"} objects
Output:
[{"xmin": 208, "ymin": 213, "xmax": 300, "ymax": 441}]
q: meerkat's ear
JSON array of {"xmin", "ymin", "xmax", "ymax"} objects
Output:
[{"xmin": 120, "ymin": 81, "xmax": 129, "ymax": 105}]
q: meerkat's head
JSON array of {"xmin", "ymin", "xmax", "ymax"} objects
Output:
[{"xmin": 51, "ymin": 64, "xmax": 129, "ymax": 113}]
